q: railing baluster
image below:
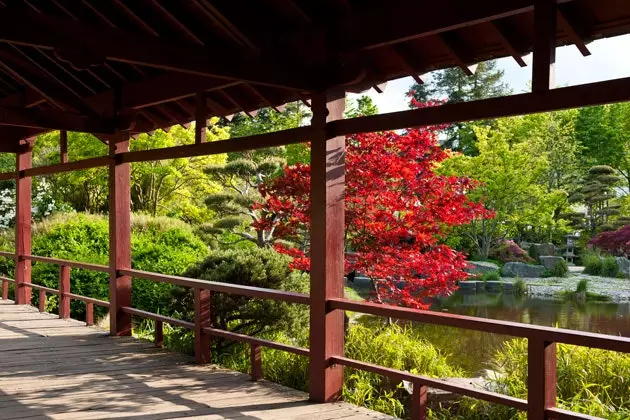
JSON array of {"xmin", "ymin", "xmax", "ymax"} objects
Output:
[
  {"xmin": 250, "ymin": 344, "xmax": 262, "ymax": 381},
  {"xmin": 193, "ymin": 288, "xmax": 211, "ymax": 364},
  {"xmin": 86, "ymin": 302, "xmax": 94, "ymax": 326},
  {"xmin": 2, "ymin": 279, "xmax": 8, "ymax": 300},
  {"xmin": 411, "ymin": 381, "xmax": 427, "ymax": 420},
  {"xmin": 59, "ymin": 264, "xmax": 70, "ymax": 319},
  {"xmin": 528, "ymin": 339, "xmax": 557, "ymax": 420},
  {"xmin": 155, "ymin": 320, "xmax": 164, "ymax": 348},
  {"xmin": 38, "ymin": 289, "xmax": 46, "ymax": 312}
]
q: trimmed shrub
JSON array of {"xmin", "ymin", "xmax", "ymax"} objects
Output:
[
  {"xmin": 601, "ymin": 256, "xmax": 620, "ymax": 278},
  {"xmin": 174, "ymin": 247, "xmax": 309, "ymax": 354},
  {"xmin": 481, "ymin": 270, "xmax": 500, "ymax": 281},
  {"xmin": 582, "ymin": 253, "xmax": 602, "ymax": 275},
  {"xmin": 490, "ymin": 240, "xmax": 535, "ymax": 264},
  {"xmin": 551, "ymin": 259, "xmax": 569, "ymax": 277},
  {"xmin": 1, "ymin": 213, "xmax": 207, "ymax": 319}
]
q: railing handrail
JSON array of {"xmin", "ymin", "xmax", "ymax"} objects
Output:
[
  {"xmin": 328, "ymin": 298, "xmax": 630, "ymax": 354},
  {"xmin": 22, "ymin": 255, "xmax": 109, "ymax": 272},
  {"xmin": 120, "ymin": 268, "xmax": 310, "ymax": 305}
]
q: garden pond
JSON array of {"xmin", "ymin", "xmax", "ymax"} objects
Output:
[{"xmin": 356, "ymin": 290, "xmax": 630, "ymax": 375}]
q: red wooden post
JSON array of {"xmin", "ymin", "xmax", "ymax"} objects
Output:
[
  {"xmin": 528, "ymin": 339, "xmax": 557, "ymax": 419},
  {"xmin": 411, "ymin": 381, "xmax": 428, "ymax": 420},
  {"xmin": 155, "ymin": 320, "xmax": 164, "ymax": 348},
  {"xmin": 250, "ymin": 344, "xmax": 262, "ymax": 381},
  {"xmin": 86, "ymin": 302, "xmax": 94, "ymax": 326},
  {"xmin": 109, "ymin": 133, "xmax": 132, "ymax": 336},
  {"xmin": 309, "ymin": 90, "xmax": 346, "ymax": 402},
  {"xmin": 2, "ymin": 279, "xmax": 8, "ymax": 300},
  {"xmin": 532, "ymin": 0, "xmax": 557, "ymax": 93},
  {"xmin": 15, "ymin": 139, "xmax": 33, "ymax": 305},
  {"xmin": 194, "ymin": 288, "xmax": 211, "ymax": 364},
  {"xmin": 59, "ymin": 264, "xmax": 70, "ymax": 319},
  {"xmin": 59, "ymin": 130, "xmax": 68, "ymax": 164},
  {"xmin": 195, "ymin": 92, "xmax": 207, "ymax": 144},
  {"xmin": 38, "ymin": 290, "xmax": 46, "ymax": 312}
]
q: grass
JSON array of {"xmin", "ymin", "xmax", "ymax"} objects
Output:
[{"xmin": 481, "ymin": 270, "xmax": 500, "ymax": 281}]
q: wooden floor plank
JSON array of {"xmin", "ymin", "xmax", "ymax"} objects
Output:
[{"xmin": 0, "ymin": 299, "xmax": 396, "ymax": 420}]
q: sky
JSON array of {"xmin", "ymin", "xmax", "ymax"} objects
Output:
[{"xmin": 350, "ymin": 34, "xmax": 630, "ymax": 114}]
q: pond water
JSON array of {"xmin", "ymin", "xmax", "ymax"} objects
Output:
[{"xmin": 360, "ymin": 291, "xmax": 630, "ymax": 375}]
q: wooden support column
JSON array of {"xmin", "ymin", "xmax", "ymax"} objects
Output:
[
  {"xmin": 195, "ymin": 92, "xmax": 207, "ymax": 144},
  {"xmin": 109, "ymin": 132, "xmax": 132, "ymax": 336},
  {"xmin": 309, "ymin": 90, "xmax": 346, "ymax": 403},
  {"xmin": 528, "ymin": 339, "xmax": 557, "ymax": 419},
  {"xmin": 60, "ymin": 130, "xmax": 68, "ymax": 164},
  {"xmin": 193, "ymin": 288, "xmax": 211, "ymax": 363},
  {"xmin": 58, "ymin": 264, "xmax": 70, "ymax": 319},
  {"xmin": 532, "ymin": 0, "xmax": 557, "ymax": 93},
  {"xmin": 15, "ymin": 139, "xmax": 33, "ymax": 305}
]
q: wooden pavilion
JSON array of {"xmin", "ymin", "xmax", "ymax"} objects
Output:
[{"xmin": 0, "ymin": 1, "xmax": 629, "ymax": 419}]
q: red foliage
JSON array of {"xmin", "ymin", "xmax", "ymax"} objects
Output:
[
  {"xmin": 490, "ymin": 240, "xmax": 535, "ymax": 263},
  {"xmin": 254, "ymin": 128, "xmax": 493, "ymax": 309},
  {"xmin": 590, "ymin": 224, "xmax": 630, "ymax": 256}
]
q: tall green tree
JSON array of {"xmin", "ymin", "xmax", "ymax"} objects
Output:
[
  {"xmin": 575, "ymin": 104, "xmax": 630, "ymax": 192},
  {"xmin": 407, "ymin": 61, "xmax": 511, "ymax": 155},
  {"xmin": 441, "ymin": 120, "xmax": 563, "ymax": 256}
]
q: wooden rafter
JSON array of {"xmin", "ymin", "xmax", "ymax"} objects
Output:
[
  {"xmin": 148, "ymin": 0, "xmax": 204, "ymax": 45},
  {"xmin": 490, "ymin": 21, "xmax": 527, "ymax": 67},
  {"xmin": 557, "ymin": 7, "xmax": 590, "ymax": 56},
  {"xmin": 0, "ymin": 9, "xmax": 313, "ymax": 90},
  {"xmin": 437, "ymin": 34, "xmax": 475, "ymax": 76},
  {"xmin": 390, "ymin": 44, "xmax": 427, "ymax": 85}
]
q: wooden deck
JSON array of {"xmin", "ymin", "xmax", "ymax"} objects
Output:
[{"xmin": 0, "ymin": 301, "xmax": 393, "ymax": 420}]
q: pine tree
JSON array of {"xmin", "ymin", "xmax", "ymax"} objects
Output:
[{"xmin": 407, "ymin": 61, "xmax": 511, "ymax": 155}]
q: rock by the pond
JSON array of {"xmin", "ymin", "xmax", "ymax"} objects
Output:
[
  {"xmin": 539, "ymin": 256, "xmax": 565, "ymax": 271},
  {"xmin": 501, "ymin": 262, "xmax": 546, "ymax": 278},
  {"xmin": 530, "ymin": 242, "xmax": 556, "ymax": 258},
  {"xmin": 459, "ymin": 281, "xmax": 485, "ymax": 293},
  {"xmin": 616, "ymin": 257, "xmax": 630, "ymax": 277},
  {"xmin": 465, "ymin": 261, "xmax": 499, "ymax": 274},
  {"xmin": 485, "ymin": 281, "xmax": 513, "ymax": 292}
]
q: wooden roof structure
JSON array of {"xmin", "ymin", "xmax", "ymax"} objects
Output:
[{"xmin": 0, "ymin": 0, "xmax": 628, "ymax": 149}]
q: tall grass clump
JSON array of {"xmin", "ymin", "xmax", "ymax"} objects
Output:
[
  {"xmin": 513, "ymin": 275, "xmax": 527, "ymax": 296},
  {"xmin": 551, "ymin": 259, "xmax": 569, "ymax": 277},
  {"xmin": 443, "ymin": 339, "xmax": 630, "ymax": 419},
  {"xmin": 481, "ymin": 270, "xmax": 500, "ymax": 281},
  {"xmin": 576, "ymin": 278, "xmax": 589, "ymax": 294}
]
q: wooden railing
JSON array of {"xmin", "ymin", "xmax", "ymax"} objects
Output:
[{"xmin": 0, "ymin": 253, "xmax": 629, "ymax": 419}]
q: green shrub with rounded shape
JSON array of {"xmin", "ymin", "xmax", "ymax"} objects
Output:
[
  {"xmin": 582, "ymin": 253, "xmax": 602, "ymax": 275},
  {"xmin": 7, "ymin": 212, "xmax": 207, "ymax": 319},
  {"xmin": 551, "ymin": 259, "xmax": 569, "ymax": 277},
  {"xmin": 175, "ymin": 247, "xmax": 309, "ymax": 354},
  {"xmin": 601, "ymin": 256, "xmax": 619, "ymax": 278},
  {"xmin": 481, "ymin": 270, "xmax": 500, "ymax": 281}
]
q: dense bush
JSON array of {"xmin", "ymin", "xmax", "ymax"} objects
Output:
[
  {"xmin": 481, "ymin": 270, "xmax": 500, "ymax": 281},
  {"xmin": 489, "ymin": 240, "xmax": 534, "ymax": 264},
  {"xmin": 582, "ymin": 252, "xmax": 602, "ymax": 275},
  {"xmin": 601, "ymin": 256, "xmax": 620, "ymax": 278},
  {"xmin": 0, "ymin": 213, "xmax": 207, "ymax": 318},
  {"xmin": 551, "ymin": 259, "xmax": 569, "ymax": 277},
  {"xmin": 173, "ymin": 247, "xmax": 309, "ymax": 353}
]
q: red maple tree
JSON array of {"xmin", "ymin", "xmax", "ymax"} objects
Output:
[
  {"xmin": 254, "ymin": 127, "xmax": 492, "ymax": 308},
  {"xmin": 590, "ymin": 224, "xmax": 630, "ymax": 256}
]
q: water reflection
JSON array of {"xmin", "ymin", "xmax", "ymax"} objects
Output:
[{"xmin": 358, "ymin": 292, "xmax": 630, "ymax": 374}]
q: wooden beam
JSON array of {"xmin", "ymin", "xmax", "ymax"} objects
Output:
[
  {"xmin": 340, "ymin": 0, "xmax": 573, "ymax": 52},
  {"xmin": 532, "ymin": 0, "xmax": 557, "ymax": 93},
  {"xmin": 309, "ymin": 90, "xmax": 346, "ymax": 403},
  {"xmin": 557, "ymin": 7, "xmax": 590, "ymax": 56},
  {"xmin": 490, "ymin": 21, "xmax": 527, "ymax": 67},
  {"xmin": 0, "ymin": 9, "xmax": 315, "ymax": 91},
  {"xmin": 15, "ymin": 139, "xmax": 33, "ymax": 305},
  {"xmin": 109, "ymin": 132, "xmax": 132, "ymax": 337},
  {"xmin": 0, "ymin": 105, "xmax": 116, "ymax": 134},
  {"xmin": 329, "ymin": 76, "xmax": 630, "ymax": 136},
  {"xmin": 528, "ymin": 340, "xmax": 557, "ymax": 418}
]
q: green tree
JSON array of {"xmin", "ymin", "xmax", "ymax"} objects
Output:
[
  {"xmin": 570, "ymin": 165, "xmax": 622, "ymax": 233},
  {"xmin": 575, "ymin": 104, "xmax": 630, "ymax": 192},
  {"xmin": 408, "ymin": 60, "xmax": 511, "ymax": 155},
  {"xmin": 441, "ymin": 120, "xmax": 554, "ymax": 257}
]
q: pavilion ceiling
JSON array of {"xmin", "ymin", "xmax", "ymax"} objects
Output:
[{"xmin": 0, "ymin": 0, "xmax": 628, "ymax": 149}]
